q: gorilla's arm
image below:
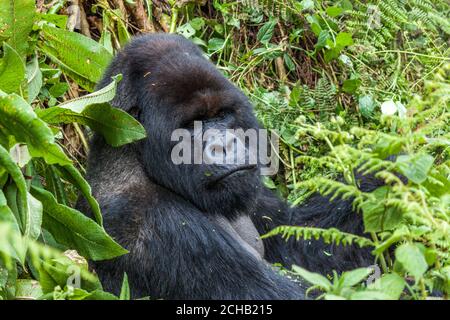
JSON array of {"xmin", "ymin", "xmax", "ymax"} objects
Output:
[
  {"xmin": 94, "ymin": 192, "xmax": 305, "ymax": 300},
  {"xmin": 251, "ymin": 174, "xmax": 384, "ymax": 275}
]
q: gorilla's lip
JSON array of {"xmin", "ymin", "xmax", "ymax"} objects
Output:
[{"xmin": 208, "ymin": 164, "xmax": 257, "ymax": 185}]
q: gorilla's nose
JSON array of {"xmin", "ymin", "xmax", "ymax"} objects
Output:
[{"xmin": 203, "ymin": 132, "xmax": 246, "ymax": 165}]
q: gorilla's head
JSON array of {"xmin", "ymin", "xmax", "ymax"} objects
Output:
[{"xmin": 101, "ymin": 34, "xmax": 264, "ymax": 217}]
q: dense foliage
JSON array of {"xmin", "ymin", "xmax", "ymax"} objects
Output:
[{"xmin": 0, "ymin": 0, "xmax": 448, "ymax": 300}]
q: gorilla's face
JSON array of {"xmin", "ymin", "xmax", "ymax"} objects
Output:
[{"xmin": 135, "ymin": 55, "xmax": 263, "ymax": 216}]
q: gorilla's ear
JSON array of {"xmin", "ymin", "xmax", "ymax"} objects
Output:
[{"xmin": 129, "ymin": 106, "xmax": 141, "ymax": 120}]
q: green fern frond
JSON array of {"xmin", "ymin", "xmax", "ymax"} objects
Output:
[{"xmin": 262, "ymin": 225, "xmax": 375, "ymax": 248}]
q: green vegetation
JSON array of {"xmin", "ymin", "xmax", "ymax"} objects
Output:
[{"xmin": 0, "ymin": 0, "xmax": 448, "ymax": 300}]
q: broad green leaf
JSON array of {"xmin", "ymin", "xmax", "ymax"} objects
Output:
[
  {"xmin": 39, "ymin": 25, "xmax": 113, "ymax": 91},
  {"xmin": 0, "ymin": 0, "xmax": 35, "ymax": 57},
  {"xmin": 396, "ymin": 153, "xmax": 434, "ymax": 184},
  {"xmin": 257, "ymin": 19, "xmax": 277, "ymax": 45},
  {"xmin": 119, "ymin": 273, "xmax": 130, "ymax": 300},
  {"xmin": 0, "ymin": 94, "xmax": 71, "ymax": 165},
  {"xmin": 26, "ymin": 55, "xmax": 43, "ymax": 103},
  {"xmin": 292, "ymin": 265, "xmax": 331, "ymax": 290},
  {"xmin": 0, "ymin": 43, "xmax": 25, "ymax": 94},
  {"xmin": 207, "ymin": 38, "xmax": 225, "ymax": 52},
  {"xmin": 83, "ymin": 289, "xmax": 118, "ymax": 300},
  {"xmin": 0, "ymin": 145, "xmax": 28, "ymax": 236},
  {"xmin": 0, "ymin": 190, "xmax": 20, "ymax": 233},
  {"xmin": 26, "ymin": 192, "xmax": 43, "ymax": 241},
  {"xmin": 56, "ymin": 75, "xmax": 122, "ymax": 113},
  {"xmin": 0, "ymin": 222, "xmax": 26, "ymax": 267},
  {"xmin": 335, "ymin": 32, "xmax": 353, "ymax": 47},
  {"xmin": 339, "ymin": 267, "xmax": 372, "ymax": 288},
  {"xmin": 326, "ymin": 6, "xmax": 343, "ymax": 17},
  {"xmin": 37, "ymin": 102, "xmax": 147, "ymax": 147},
  {"xmin": 350, "ymin": 291, "xmax": 392, "ymax": 300},
  {"xmin": 395, "ymin": 243, "xmax": 428, "ymax": 281},
  {"xmin": 315, "ymin": 30, "xmax": 330, "ymax": 49},
  {"xmin": 368, "ymin": 273, "xmax": 406, "ymax": 299},
  {"xmin": 361, "ymin": 186, "xmax": 402, "ymax": 232},
  {"xmin": 54, "ymin": 164, "xmax": 102, "ymax": 226},
  {"xmin": 358, "ymin": 95, "xmax": 375, "ymax": 118},
  {"xmin": 15, "ymin": 279, "xmax": 43, "ymax": 300},
  {"xmin": 39, "ymin": 255, "xmax": 100, "ymax": 294},
  {"xmin": 283, "ymin": 53, "xmax": 295, "ymax": 72},
  {"xmin": 342, "ymin": 78, "xmax": 360, "ymax": 94},
  {"xmin": 190, "ymin": 17, "xmax": 205, "ymax": 31},
  {"xmin": 30, "ymin": 186, "xmax": 128, "ymax": 261}
]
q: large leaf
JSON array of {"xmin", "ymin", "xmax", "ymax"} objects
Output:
[
  {"xmin": 0, "ymin": 145, "xmax": 28, "ymax": 236},
  {"xmin": 0, "ymin": 190, "xmax": 20, "ymax": 232},
  {"xmin": 368, "ymin": 273, "xmax": 406, "ymax": 300},
  {"xmin": 338, "ymin": 267, "xmax": 372, "ymax": 288},
  {"xmin": 54, "ymin": 164, "xmax": 102, "ymax": 226},
  {"xmin": 0, "ymin": 43, "xmax": 25, "ymax": 94},
  {"xmin": 37, "ymin": 103, "xmax": 147, "ymax": 147},
  {"xmin": 395, "ymin": 243, "xmax": 428, "ymax": 281},
  {"xmin": 0, "ymin": 94, "xmax": 71, "ymax": 165},
  {"xmin": 39, "ymin": 255, "xmax": 100, "ymax": 294},
  {"xmin": 26, "ymin": 55, "xmax": 43, "ymax": 103},
  {"xmin": 396, "ymin": 153, "xmax": 434, "ymax": 184},
  {"xmin": 361, "ymin": 186, "xmax": 403, "ymax": 232},
  {"xmin": 39, "ymin": 25, "xmax": 112, "ymax": 91},
  {"xmin": 30, "ymin": 186, "xmax": 128, "ymax": 261},
  {"xmin": 0, "ymin": 0, "xmax": 35, "ymax": 57},
  {"xmin": 291, "ymin": 265, "xmax": 331, "ymax": 290},
  {"xmin": 55, "ymin": 74, "xmax": 122, "ymax": 113}
]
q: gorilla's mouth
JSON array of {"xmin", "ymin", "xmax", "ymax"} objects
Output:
[{"xmin": 208, "ymin": 164, "xmax": 257, "ymax": 186}]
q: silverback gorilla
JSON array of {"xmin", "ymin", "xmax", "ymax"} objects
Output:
[{"xmin": 77, "ymin": 34, "xmax": 382, "ymax": 299}]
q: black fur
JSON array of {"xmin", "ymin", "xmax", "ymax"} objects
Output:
[{"xmin": 77, "ymin": 34, "xmax": 378, "ymax": 299}]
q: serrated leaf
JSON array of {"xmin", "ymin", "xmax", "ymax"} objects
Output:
[
  {"xmin": 396, "ymin": 243, "xmax": 428, "ymax": 281},
  {"xmin": 30, "ymin": 186, "xmax": 128, "ymax": 261},
  {"xmin": 396, "ymin": 153, "xmax": 434, "ymax": 184},
  {"xmin": 39, "ymin": 25, "xmax": 112, "ymax": 91},
  {"xmin": 0, "ymin": 94, "xmax": 71, "ymax": 165},
  {"xmin": 0, "ymin": 43, "xmax": 25, "ymax": 94},
  {"xmin": 0, "ymin": 0, "xmax": 35, "ymax": 57},
  {"xmin": 368, "ymin": 273, "xmax": 406, "ymax": 299},
  {"xmin": 339, "ymin": 267, "xmax": 372, "ymax": 288}
]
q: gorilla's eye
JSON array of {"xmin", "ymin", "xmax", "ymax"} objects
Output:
[{"xmin": 182, "ymin": 108, "xmax": 233, "ymax": 129}]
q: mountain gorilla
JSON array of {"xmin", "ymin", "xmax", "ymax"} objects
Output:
[{"xmin": 77, "ymin": 34, "xmax": 379, "ymax": 299}]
